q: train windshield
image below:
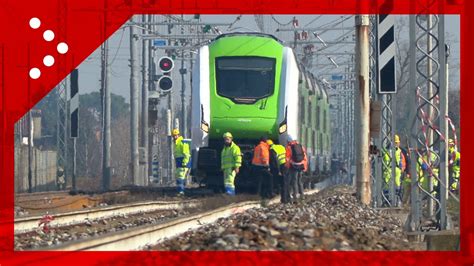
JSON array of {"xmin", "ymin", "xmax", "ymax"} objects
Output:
[{"xmin": 216, "ymin": 56, "xmax": 276, "ymax": 100}]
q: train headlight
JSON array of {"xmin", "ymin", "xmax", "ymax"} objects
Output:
[
  {"xmin": 201, "ymin": 122, "xmax": 209, "ymax": 133},
  {"xmin": 279, "ymin": 106, "xmax": 288, "ymax": 134}
]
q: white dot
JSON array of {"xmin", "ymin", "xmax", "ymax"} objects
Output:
[
  {"xmin": 43, "ymin": 55, "xmax": 55, "ymax": 67},
  {"xmin": 43, "ymin": 30, "xmax": 55, "ymax": 42},
  {"xmin": 29, "ymin": 68, "xmax": 41, "ymax": 79},
  {"xmin": 29, "ymin": 18, "xmax": 41, "ymax": 29},
  {"xmin": 57, "ymin": 42, "xmax": 68, "ymax": 54}
]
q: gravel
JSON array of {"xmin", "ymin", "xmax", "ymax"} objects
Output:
[{"xmin": 151, "ymin": 186, "xmax": 419, "ymax": 251}]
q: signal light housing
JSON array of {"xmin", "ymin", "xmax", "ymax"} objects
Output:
[
  {"xmin": 158, "ymin": 56, "xmax": 174, "ymax": 72},
  {"xmin": 158, "ymin": 76, "xmax": 173, "ymax": 92}
]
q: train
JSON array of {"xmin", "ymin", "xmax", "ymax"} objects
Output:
[{"xmin": 190, "ymin": 32, "xmax": 331, "ymax": 192}]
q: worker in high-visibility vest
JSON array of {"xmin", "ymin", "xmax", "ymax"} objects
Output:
[
  {"xmin": 252, "ymin": 136, "xmax": 272, "ymax": 198},
  {"xmin": 394, "ymin": 135, "xmax": 406, "ymax": 201},
  {"xmin": 417, "ymin": 149, "xmax": 439, "ymax": 195},
  {"xmin": 382, "ymin": 135, "xmax": 406, "ymax": 205},
  {"xmin": 382, "ymin": 146, "xmax": 392, "ymax": 193},
  {"xmin": 221, "ymin": 132, "xmax": 242, "ymax": 195},
  {"xmin": 267, "ymin": 139, "xmax": 288, "ymax": 203},
  {"xmin": 448, "ymin": 139, "xmax": 460, "ymax": 192},
  {"xmin": 285, "ymin": 135, "xmax": 308, "ymax": 202},
  {"xmin": 172, "ymin": 129, "xmax": 191, "ymax": 196}
]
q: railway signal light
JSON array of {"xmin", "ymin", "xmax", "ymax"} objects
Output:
[
  {"xmin": 158, "ymin": 56, "xmax": 174, "ymax": 72},
  {"xmin": 157, "ymin": 76, "xmax": 173, "ymax": 92},
  {"xmin": 156, "ymin": 56, "xmax": 174, "ymax": 92}
]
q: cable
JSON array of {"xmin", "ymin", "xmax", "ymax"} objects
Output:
[
  {"xmin": 303, "ymin": 15, "xmax": 323, "ymax": 27},
  {"xmin": 271, "ymin": 15, "xmax": 294, "ymax": 26},
  {"xmin": 108, "ymin": 28, "xmax": 126, "ymax": 66}
]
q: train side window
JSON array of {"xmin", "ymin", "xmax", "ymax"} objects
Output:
[
  {"xmin": 300, "ymin": 97, "xmax": 305, "ymax": 125},
  {"xmin": 308, "ymin": 101, "xmax": 312, "ymax": 127},
  {"xmin": 316, "ymin": 106, "xmax": 320, "ymax": 129},
  {"xmin": 320, "ymin": 132, "xmax": 323, "ymax": 154},
  {"xmin": 324, "ymin": 109, "xmax": 327, "ymax": 132}
]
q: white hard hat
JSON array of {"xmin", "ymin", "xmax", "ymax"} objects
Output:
[{"xmin": 287, "ymin": 135, "xmax": 296, "ymax": 142}]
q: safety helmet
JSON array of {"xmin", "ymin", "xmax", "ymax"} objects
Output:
[
  {"xmin": 287, "ymin": 135, "xmax": 296, "ymax": 142},
  {"xmin": 223, "ymin": 132, "xmax": 233, "ymax": 139},
  {"xmin": 394, "ymin": 134, "xmax": 400, "ymax": 143},
  {"xmin": 448, "ymin": 138, "xmax": 455, "ymax": 145},
  {"xmin": 267, "ymin": 139, "xmax": 274, "ymax": 146},
  {"xmin": 172, "ymin": 129, "xmax": 180, "ymax": 136}
]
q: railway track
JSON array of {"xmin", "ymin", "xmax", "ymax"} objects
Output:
[
  {"xmin": 34, "ymin": 179, "xmax": 331, "ymax": 251},
  {"xmin": 14, "ymin": 199, "xmax": 202, "ymax": 234}
]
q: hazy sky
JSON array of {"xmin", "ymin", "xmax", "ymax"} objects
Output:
[{"xmin": 77, "ymin": 15, "xmax": 460, "ymax": 103}]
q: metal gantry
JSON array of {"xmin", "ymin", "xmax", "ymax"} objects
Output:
[
  {"xmin": 408, "ymin": 13, "xmax": 451, "ymax": 232},
  {"xmin": 369, "ymin": 15, "xmax": 382, "ymax": 207},
  {"xmin": 56, "ymin": 80, "xmax": 68, "ymax": 190}
]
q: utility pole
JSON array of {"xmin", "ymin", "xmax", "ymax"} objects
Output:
[
  {"xmin": 141, "ymin": 14, "xmax": 150, "ymax": 186},
  {"xmin": 167, "ymin": 107, "xmax": 173, "ymax": 185},
  {"xmin": 189, "ymin": 50, "xmax": 194, "ymax": 138},
  {"xmin": 180, "ymin": 14, "xmax": 187, "ymax": 137},
  {"xmin": 167, "ymin": 15, "xmax": 175, "ymax": 186},
  {"xmin": 101, "ymin": 39, "xmax": 111, "ymax": 191},
  {"xmin": 130, "ymin": 16, "xmax": 140, "ymax": 185},
  {"xmin": 354, "ymin": 15, "xmax": 371, "ymax": 205},
  {"xmin": 101, "ymin": 0, "xmax": 111, "ymax": 191},
  {"xmin": 408, "ymin": 15, "xmax": 421, "ymax": 231},
  {"xmin": 426, "ymin": 15, "xmax": 435, "ymax": 217},
  {"xmin": 437, "ymin": 15, "xmax": 448, "ymax": 229},
  {"xmin": 27, "ymin": 110, "xmax": 33, "ymax": 193}
]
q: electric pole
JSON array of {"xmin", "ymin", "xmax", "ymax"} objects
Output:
[
  {"xmin": 130, "ymin": 16, "xmax": 140, "ymax": 185},
  {"xmin": 101, "ymin": 39, "xmax": 111, "ymax": 191},
  {"xmin": 141, "ymin": 14, "xmax": 150, "ymax": 186},
  {"xmin": 354, "ymin": 15, "xmax": 371, "ymax": 205}
]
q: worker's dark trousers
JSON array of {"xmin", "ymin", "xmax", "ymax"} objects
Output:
[
  {"xmin": 281, "ymin": 166, "xmax": 291, "ymax": 204},
  {"xmin": 288, "ymin": 167, "xmax": 304, "ymax": 200},
  {"xmin": 254, "ymin": 165, "xmax": 273, "ymax": 199}
]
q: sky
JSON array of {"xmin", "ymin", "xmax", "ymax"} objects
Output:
[{"xmin": 76, "ymin": 15, "xmax": 460, "ymax": 103}]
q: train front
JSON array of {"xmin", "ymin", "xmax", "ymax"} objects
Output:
[{"xmin": 191, "ymin": 33, "xmax": 300, "ymax": 191}]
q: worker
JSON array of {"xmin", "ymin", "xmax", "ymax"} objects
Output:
[
  {"xmin": 381, "ymin": 135, "xmax": 406, "ymax": 206},
  {"xmin": 285, "ymin": 135, "xmax": 308, "ymax": 202},
  {"xmin": 268, "ymin": 139, "xmax": 288, "ymax": 203},
  {"xmin": 221, "ymin": 132, "xmax": 242, "ymax": 196},
  {"xmin": 448, "ymin": 139, "xmax": 460, "ymax": 192},
  {"xmin": 172, "ymin": 129, "xmax": 191, "ymax": 196},
  {"xmin": 381, "ymin": 144, "xmax": 392, "ymax": 200},
  {"xmin": 394, "ymin": 135, "xmax": 406, "ymax": 204},
  {"xmin": 57, "ymin": 166, "xmax": 65, "ymax": 190},
  {"xmin": 252, "ymin": 136, "xmax": 272, "ymax": 198},
  {"xmin": 330, "ymin": 153, "xmax": 340, "ymax": 179},
  {"xmin": 417, "ymin": 148, "xmax": 439, "ymax": 196},
  {"xmin": 401, "ymin": 146, "xmax": 412, "ymax": 205}
]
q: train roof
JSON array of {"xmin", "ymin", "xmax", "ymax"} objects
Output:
[{"xmin": 212, "ymin": 32, "xmax": 283, "ymax": 44}]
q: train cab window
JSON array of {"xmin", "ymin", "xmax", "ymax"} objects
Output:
[{"xmin": 215, "ymin": 57, "xmax": 276, "ymax": 100}]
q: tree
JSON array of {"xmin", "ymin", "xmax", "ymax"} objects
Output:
[
  {"xmin": 392, "ymin": 16, "xmax": 460, "ymax": 137},
  {"xmin": 35, "ymin": 89, "xmax": 58, "ymax": 138}
]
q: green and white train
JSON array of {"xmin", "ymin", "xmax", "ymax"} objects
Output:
[{"xmin": 191, "ymin": 32, "xmax": 331, "ymax": 191}]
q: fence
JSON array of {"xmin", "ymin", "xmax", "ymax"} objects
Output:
[{"xmin": 15, "ymin": 145, "xmax": 57, "ymax": 193}]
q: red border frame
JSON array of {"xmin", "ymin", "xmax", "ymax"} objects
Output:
[{"xmin": 0, "ymin": 0, "xmax": 471, "ymax": 265}]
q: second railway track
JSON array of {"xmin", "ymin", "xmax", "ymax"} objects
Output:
[{"xmin": 14, "ymin": 199, "xmax": 202, "ymax": 234}]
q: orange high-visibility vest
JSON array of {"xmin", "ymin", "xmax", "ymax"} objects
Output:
[{"xmin": 252, "ymin": 141, "xmax": 270, "ymax": 167}]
